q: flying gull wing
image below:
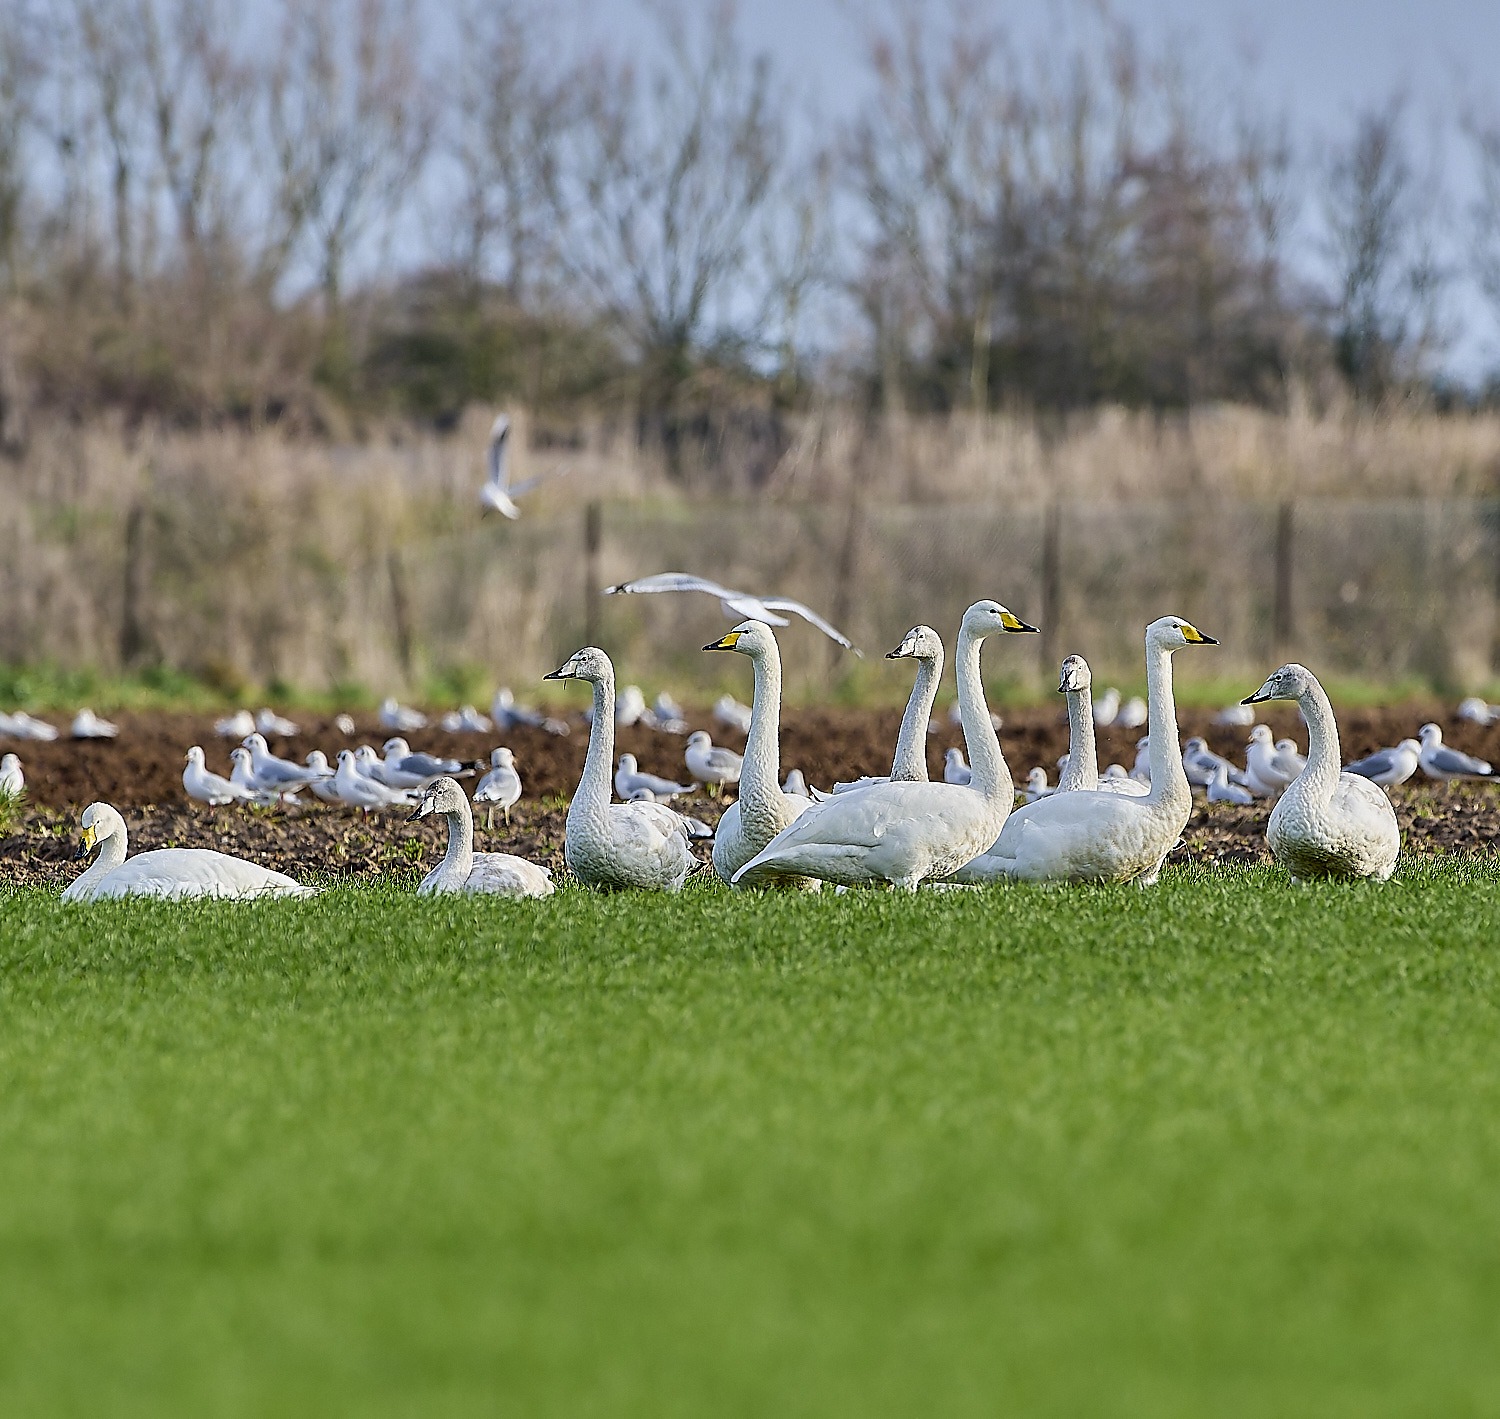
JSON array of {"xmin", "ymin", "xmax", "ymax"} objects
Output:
[{"xmin": 759, "ymin": 598, "xmax": 862, "ymax": 655}]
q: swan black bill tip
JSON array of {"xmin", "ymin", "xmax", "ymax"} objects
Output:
[
  {"xmin": 1199, "ymin": 634, "xmax": 1220, "ymax": 644},
  {"xmin": 1241, "ymin": 691, "xmax": 1265, "ymax": 705}
]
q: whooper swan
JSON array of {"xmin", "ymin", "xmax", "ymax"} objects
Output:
[
  {"xmin": 830, "ymin": 624, "xmax": 946, "ymax": 794},
  {"xmin": 730, "ymin": 600, "xmax": 1039, "ymax": 891},
  {"xmin": 702, "ymin": 620, "xmax": 818, "ymax": 889},
  {"xmin": 1056, "ymin": 654, "xmax": 1149, "ymax": 796},
  {"xmin": 952, "ymin": 617, "xmax": 1217, "ymax": 885},
  {"xmin": 545, "ymin": 647, "xmax": 696, "ymax": 891},
  {"xmin": 1242, "ymin": 664, "xmax": 1400, "ymax": 881},
  {"xmin": 61, "ymin": 802, "xmax": 315, "ymax": 901},
  {"xmin": 408, "ymin": 776, "xmax": 554, "ymax": 896}
]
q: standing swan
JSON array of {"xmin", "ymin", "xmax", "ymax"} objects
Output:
[
  {"xmin": 1056, "ymin": 655, "xmax": 1149, "ymax": 797},
  {"xmin": 731, "ymin": 601, "xmax": 1039, "ymax": 891},
  {"xmin": 702, "ymin": 620, "xmax": 819, "ymax": 889},
  {"xmin": 545, "ymin": 647, "xmax": 696, "ymax": 891},
  {"xmin": 1242, "ymin": 665, "xmax": 1400, "ymax": 881},
  {"xmin": 953, "ymin": 617, "xmax": 1217, "ymax": 885},
  {"xmin": 828, "ymin": 625, "xmax": 945, "ymax": 794},
  {"xmin": 61, "ymin": 803, "xmax": 315, "ymax": 901},
  {"xmin": 408, "ymin": 776, "xmax": 554, "ymax": 896}
]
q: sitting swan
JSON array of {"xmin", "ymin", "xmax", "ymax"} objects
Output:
[
  {"xmin": 1242, "ymin": 664, "xmax": 1400, "ymax": 882},
  {"xmin": 1056, "ymin": 654, "xmax": 1150, "ymax": 797},
  {"xmin": 545, "ymin": 647, "xmax": 696, "ymax": 891},
  {"xmin": 731, "ymin": 600, "xmax": 1039, "ymax": 891},
  {"xmin": 952, "ymin": 617, "xmax": 1217, "ymax": 885},
  {"xmin": 831, "ymin": 625, "xmax": 947, "ymax": 794},
  {"xmin": 408, "ymin": 776, "xmax": 554, "ymax": 896},
  {"xmin": 61, "ymin": 802, "xmax": 315, "ymax": 901},
  {"xmin": 702, "ymin": 620, "xmax": 819, "ymax": 889}
]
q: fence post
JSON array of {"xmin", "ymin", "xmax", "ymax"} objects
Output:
[
  {"xmin": 387, "ymin": 550, "xmax": 414, "ymax": 681},
  {"xmin": 1273, "ymin": 501, "xmax": 1294, "ymax": 657},
  {"xmin": 1040, "ymin": 501, "xmax": 1061, "ymax": 670},
  {"xmin": 584, "ymin": 501, "xmax": 602, "ymax": 646},
  {"xmin": 120, "ymin": 501, "xmax": 150, "ymax": 667}
]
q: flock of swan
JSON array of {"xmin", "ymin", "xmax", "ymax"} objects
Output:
[{"xmin": 46, "ymin": 584, "xmax": 1500, "ymax": 902}]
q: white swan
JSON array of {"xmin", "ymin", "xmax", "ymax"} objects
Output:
[
  {"xmin": 702, "ymin": 620, "xmax": 818, "ymax": 889},
  {"xmin": 829, "ymin": 626, "xmax": 947, "ymax": 795},
  {"xmin": 1056, "ymin": 655, "xmax": 1150, "ymax": 798},
  {"xmin": 408, "ymin": 776, "xmax": 553, "ymax": 896},
  {"xmin": 61, "ymin": 802, "xmax": 315, "ymax": 901},
  {"xmin": 474, "ymin": 747, "xmax": 523, "ymax": 827},
  {"xmin": 545, "ymin": 647, "xmax": 696, "ymax": 891},
  {"xmin": 953, "ymin": 617, "xmax": 1217, "ymax": 885},
  {"xmin": 731, "ymin": 600, "xmax": 1039, "ymax": 891},
  {"xmin": 1242, "ymin": 665, "xmax": 1400, "ymax": 881}
]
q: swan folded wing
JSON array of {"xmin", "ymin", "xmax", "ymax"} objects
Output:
[
  {"xmin": 90, "ymin": 849, "xmax": 312, "ymax": 899},
  {"xmin": 983, "ymin": 790, "xmax": 1169, "ymax": 883},
  {"xmin": 469, "ymin": 853, "xmax": 554, "ymax": 896},
  {"xmin": 1333, "ymin": 773, "xmax": 1403, "ymax": 839}
]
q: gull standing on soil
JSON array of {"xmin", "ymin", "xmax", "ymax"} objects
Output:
[
  {"xmin": 242, "ymin": 733, "xmax": 331, "ymax": 796},
  {"xmin": 1092, "ymin": 687, "xmax": 1122, "ymax": 727},
  {"xmin": 71, "ymin": 708, "xmax": 119, "ymax": 739},
  {"xmin": 474, "ymin": 747, "xmax": 523, "ymax": 828},
  {"xmin": 685, "ymin": 731, "xmax": 742, "ymax": 796},
  {"xmin": 605, "ymin": 573, "xmax": 862, "ymax": 655},
  {"xmin": 229, "ymin": 747, "xmax": 277, "ymax": 802},
  {"xmin": 1206, "ymin": 761, "xmax": 1253, "ymax": 805},
  {"xmin": 1244, "ymin": 725, "xmax": 1302, "ymax": 798},
  {"xmin": 1344, "ymin": 739, "xmax": 1421, "ymax": 789},
  {"xmin": 1023, "ymin": 767, "xmax": 1054, "ymax": 802},
  {"xmin": 1115, "ymin": 695, "xmax": 1148, "ymax": 729},
  {"xmin": 1417, "ymin": 723, "xmax": 1494, "ymax": 783},
  {"xmin": 303, "ymin": 750, "xmax": 346, "ymax": 804},
  {"xmin": 1243, "ymin": 665, "xmax": 1400, "ymax": 881},
  {"xmin": 440, "ymin": 704, "xmax": 493, "ymax": 733},
  {"xmin": 0, "ymin": 753, "xmax": 22, "ymax": 797},
  {"xmin": 255, "ymin": 708, "xmax": 299, "ymax": 737},
  {"xmin": 732, "ymin": 601, "xmax": 1039, "ymax": 891},
  {"xmin": 184, "ymin": 746, "xmax": 267, "ymax": 806},
  {"xmin": 61, "ymin": 803, "xmax": 315, "ymax": 901},
  {"xmin": 615, "ymin": 753, "xmax": 691, "ymax": 802},
  {"xmin": 479, "ymin": 413, "xmax": 567, "ymax": 520},
  {"xmin": 944, "ymin": 748, "xmax": 973, "ymax": 786},
  {"xmin": 1131, "ymin": 737, "xmax": 1152, "ymax": 783},
  {"xmin": 782, "ymin": 768, "xmax": 810, "ymax": 797},
  {"xmin": 336, "ymin": 750, "xmax": 417, "ymax": 812},
  {"xmin": 1182, "ymin": 736, "xmax": 1238, "ymax": 789},
  {"xmin": 408, "ymin": 776, "xmax": 553, "ymax": 896},
  {"xmin": 545, "ymin": 647, "xmax": 696, "ymax": 892},
  {"xmin": 492, "ymin": 687, "xmax": 570, "ymax": 736},
  {"xmin": 378, "ymin": 737, "xmax": 469, "ymax": 790},
  {"xmin": 379, "ymin": 698, "xmax": 428, "ymax": 732}
]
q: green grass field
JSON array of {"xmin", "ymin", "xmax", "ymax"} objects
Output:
[{"xmin": 3, "ymin": 864, "xmax": 1500, "ymax": 1416}]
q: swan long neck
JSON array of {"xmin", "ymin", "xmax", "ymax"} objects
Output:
[
  {"xmin": 955, "ymin": 626, "xmax": 1009, "ymax": 802},
  {"xmin": 891, "ymin": 650, "xmax": 941, "ymax": 781},
  {"xmin": 71, "ymin": 820, "xmax": 128, "ymax": 896},
  {"xmin": 1297, "ymin": 679, "xmax": 1341, "ymax": 801},
  {"xmin": 1144, "ymin": 637, "xmax": 1189, "ymax": 807},
  {"xmin": 441, "ymin": 803, "xmax": 475, "ymax": 881},
  {"xmin": 1059, "ymin": 684, "xmax": 1099, "ymax": 792},
  {"xmin": 739, "ymin": 645, "xmax": 783, "ymax": 805},
  {"xmin": 574, "ymin": 671, "xmax": 616, "ymax": 822}
]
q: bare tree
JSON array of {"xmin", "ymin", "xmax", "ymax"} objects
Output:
[
  {"xmin": 555, "ymin": 2, "xmax": 783, "ymax": 414},
  {"xmin": 263, "ymin": 0, "xmax": 433, "ymax": 316},
  {"xmin": 0, "ymin": 0, "xmax": 41, "ymax": 288},
  {"xmin": 1466, "ymin": 114, "xmax": 1500, "ymax": 376},
  {"xmin": 1324, "ymin": 98, "xmax": 1443, "ymax": 400}
]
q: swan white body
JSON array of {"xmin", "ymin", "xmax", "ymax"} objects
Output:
[
  {"xmin": 1244, "ymin": 665, "xmax": 1400, "ymax": 881},
  {"xmin": 1345, "ymin": 739, "xmax": 1421, "ymax": 789},
  {"xmin": 606, "ymin": 572, "xmax": 861, "ymax": 654},
  {"xmin": 409, "ymin": 777, "xmax": 553, "ymax": 896},
  {"xmin": 954, "ymin": 617, "xmax": 1217, "ymax": 885},
  {"xmin": 1100, "ymin": 764, "xmax": 1150, "ymax": 796},
  {"xmin": 731, "ymin": 601, "xmax": 1038, "ymax": 891},
  {"xmin": 0, "ymin": 753, "xmax": 22, "ymax": 796},
  {"xmin": 474, "ymin": 747, "xmax": 523, "ymax": 827},
  {"xmin": 702, "ymin": 621, "xmax": 818, "ymax": 889},
  {"xmin": 547, "ymin": 648, "xmax": 696, "ymax": 891},
  {"xmin": 61, "ymin": 803, "xmax": 314, "ymax": 901},
  {"xmin": 1417, "ymin": 723, "xmax": 1493, "ymax": 782}
]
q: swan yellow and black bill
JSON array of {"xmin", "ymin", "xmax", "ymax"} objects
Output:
[
  {"xmin": 1000, "ymin": 611, "xmax": 1040, "ymax": 633},
  {"xmin": 704, "ymin": 631, "xmax": 743, "ymax": 651},
  {"xmin": 73, "ymin": 824, "xmax": 97, "ymax": 860},
  {"xmin": 1180, "ymin": 622, "xmax": 1218, "ymax": 644}
]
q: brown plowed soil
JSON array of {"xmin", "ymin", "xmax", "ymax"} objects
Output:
[{"xmin": 3, "ymin": 701, "xmax": 1498, "ymax": 888}]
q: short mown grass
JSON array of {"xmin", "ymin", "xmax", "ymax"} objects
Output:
[{"xmin": 2, "ymin": 862, "xmax": 1500, "ymax": 1416}]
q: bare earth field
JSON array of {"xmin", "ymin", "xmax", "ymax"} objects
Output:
[{"xmin": 4, "ymin": 701, "xmax": 1499, "ymax": 886}]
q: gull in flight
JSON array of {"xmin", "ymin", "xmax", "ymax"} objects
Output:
[
  {"xmin": 604, "ymin": 573, "xmax": 861, "ymax": 654},
  {"xmin": 479, "ymin": 414, "xmax": 568, "ymax": 519}
]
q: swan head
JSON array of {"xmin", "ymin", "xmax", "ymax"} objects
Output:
[
  {"xmin": 383, "ymin": 737, "xmax": 411, "ymax": 758},
  {"xmin": 75, "ymin": 802, "xmax": 125, "ymax": 860},
  {"xmin": 1058, "ymin": 654, "xmax": 1091, "ymax": 693},
  {"xmin": 545, "ymin": 646, "xmax": 612, "ymax": 685},
  {"xmin": 1146, "ymin": 616, "xmax": 1218, "ymax": 650},
  {"xmin": 961, "ymin": 601, "xmax": 1039, "ymax": 637},
  {"xmin": 493, "ymin": 747, "xmax": 514, "ymax": 768},
  {"xmin": 1242, "ymin": 663, "xmax": 1315, "ymax": 705},
  {"xmin": 409, "ymin": 775, "xmax": 467, "ymax": 821},
  {"xmin": 1419, "ymin": 723, "xmax": 1442, "ymax": 745},
  {"xmin": 887, "ymin": 625, "xmax": 942, "ymax": 661},
  {"xmin": 703, "ymin": 619, "xmax": 777, "ymax": 659}
]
